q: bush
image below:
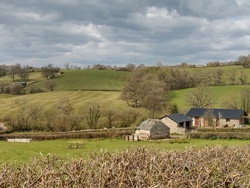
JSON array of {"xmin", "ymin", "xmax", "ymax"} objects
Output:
[
  {"xmin": 196, "ymin": 127, "xmax": 250, "ymax": 133},
  {"xmin": 187, "ymin": 132, "xmax": 250, "ymax": 139},
  {"xmin": 0, "ymin": 129, "xmax": 134, "ymax": 141}
]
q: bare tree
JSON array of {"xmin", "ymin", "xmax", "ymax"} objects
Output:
[
  {"xmin": 203, "ymin": 109, "xmax": 215, "ymax": 127},
  {"xmin": 8, "ymin": 64, "xmax": 21, "ymax": 82},
  {"xmin": 238, "ymin": 55, "xmax": 250, "ymax": 68},
  {"xmin": 56, "ymin": 97, "xmax": 74, "ymax": 115},
  {"xmin": 64, "ymin": 63, "xmax": 70, "ymax": 70},
  {"xmin": 84, "ymin": 104, "xmax": 101, "ymax": 129},
  {"xmin": 212, "ymin": 69, "xmax": 224, "ymax": 85},
  {"xmin": 222, "ymin": 92, "xmax": 239, "ymax": 110},
  {"xmin": 44, "ymin": 80, "xmax": 57, "ymax": 91},
  {"xmin": 11, "ymin": 99, "xmax": 37, "ymax": 131},
  {"xmin": 0, "ymin": 81, "xmax": 8, "ymax": 94},
  {"xmin": 18, "ymin": 66, "xmax": 30, "ymax": 82},
  {"xmin": 222, "ymin": 88, "xmax": 250, "ymax": 113},
  {"xmin": 186, "ymin": 86, "xmax": 216, "ymax": 108},
  {"xmin": 240, "ymin": 89, "xmax": 250, "ymax": 113},
  {"xmin": 226, "ymin": 69, "xmax": 236, "ymax": 85},
  {"xmin": 238, "ymin": 70, "xmax": 247, "ymax": 85},
  {"xmin": 103, "ymin": 108, "xmax": 117, "ymax": 128}
]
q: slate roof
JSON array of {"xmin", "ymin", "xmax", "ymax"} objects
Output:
[
  {"xmin": 186, "ymin": 108, "xmax": 248, "ymax": 119},
  {"xmin": 162, "ymin": 114, "xmax": 192, "ymax": 123},
  {"xmin": 136, "ymin": 119, "xmax": 169, "ymax": 132}
]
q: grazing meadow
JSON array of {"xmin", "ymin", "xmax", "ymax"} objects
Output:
[{"xmin": 1, "ymin": 138, "xmax": 250, "ymax": 164}]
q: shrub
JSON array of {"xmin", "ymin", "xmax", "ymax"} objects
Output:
[{"xmin": 187, "ymin": 132, "xmax": 250, "ymax": 139}]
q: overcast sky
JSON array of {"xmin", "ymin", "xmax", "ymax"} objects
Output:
[{"xmin": 1, "ymin": 0, "xmax": 250, "ymax": 68}]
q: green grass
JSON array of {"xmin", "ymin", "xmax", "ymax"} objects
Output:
[
  {"xmin": 0, "ymin": 91, "xmax": 128, "ymax": 119},
  {"xmin": 171, "ymin": 85, "xmax": 250, "ymax": 112},
  {"xmin": 31, "ymin": 69, "xmax": 129, "ymax": 91},
  {"xmin": 1, "ymin": 138, "xmax": 250, "ymax": 164}
]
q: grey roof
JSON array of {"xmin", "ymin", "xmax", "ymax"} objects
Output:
[
  {"xmin": 186, "ymin": 108, "xmax": 248, "ymax": 119},
  {"xmin": 164, "ymin": 113, "xmax": 192, "ymax": 123},
  {"xmin": 137, "ymin": 119, "xmax": 169, "ymax": 132}
]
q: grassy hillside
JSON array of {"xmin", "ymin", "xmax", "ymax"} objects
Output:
[
  {"xmin": 0, "ymin": 91, "xmax": 130, "ymax": 119},
  {"xmin": 31, "ymin": 69, "xmax": 129, "ymax": 91},
  {"xmin": 1, "ymin": 66, "xmax": 250, "ymax": 120},
  {"xmin": 171, "ymin": 85, "xmax": 250, "ymax": 113}
]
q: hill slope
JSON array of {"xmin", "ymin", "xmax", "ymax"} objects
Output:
[{"xmin": 32, "ymin": 69, "xmax": 129, "ymax": 91}]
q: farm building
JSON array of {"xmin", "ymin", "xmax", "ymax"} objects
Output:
[
  {"xmin": 186, "ymin": 108, "xmax": 248, "ymax": 127},
  {"xmin": 160, "ymin": 114, "xmax": 192, "ymax": 134},
  {"xmin": 134, "ymin": 119, "xmax": 170, "ymax": 140}
]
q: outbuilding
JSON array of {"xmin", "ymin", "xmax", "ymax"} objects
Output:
[
  {"xmin": 160, "ymin": 114, "xmax": 192, "ymax": 134},
  {"xmin": 134, "ymin": 119, "xmax": 170, "ymax": 140},
  {"xmin": 186, "ymin": 108, "xmax": 248, "ymax": 127}
]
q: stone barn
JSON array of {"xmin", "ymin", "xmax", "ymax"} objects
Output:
[
  {"xmin": 160, "ymin": 114, "xmax": 192, "ymax": 134},
  {"xmin": 134, "ymin": 119, "xmax": 170, "ymax": 140}
]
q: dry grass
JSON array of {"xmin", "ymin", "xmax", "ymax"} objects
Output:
[{"xmin": 1, "ymin": 145, "xmax": 250, "ymax": 187}]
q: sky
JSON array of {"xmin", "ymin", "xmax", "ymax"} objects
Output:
[{"xmin": 1, "ymin": 0, "xmax": 250, "ymax": 68}]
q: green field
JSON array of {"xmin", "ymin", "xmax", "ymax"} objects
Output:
[
  {"xmin": 1, "ymin": 138, "xmax": 250, "ymax": 164},
  {"xmin": 30, "ymin": 69, "xmax": 129, "ymax": 91},
  {"xmin": 171, "ymin": 85, "xmax": 250, "ymax": 112},
  {"xmin": 0, "ymin": 91, "xmax": 129, "ymax": 119},
  {"xmin": 1, "ymin": 67, "xmax": 250, "ymax": 119}
]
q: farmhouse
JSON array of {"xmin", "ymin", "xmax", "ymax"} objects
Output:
[
  {"xmin": 134, "ymin": 119, "xmax": 170, "ymax": 140},
  {"xmin": 186, "ymin": 108, "xmax": 248, "ymax": 127},
  {"xmin": 160, "ymin": 114, "xmax": 192, "ymax": 134}
]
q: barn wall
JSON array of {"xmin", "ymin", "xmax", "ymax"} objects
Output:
[
  {"xmin": 219, "ymin": 119, "xmax": 240, "ymax": 127},
  {"xmin": 191, "ymin": 117, "xmax": 241, "ymax": 127},
  {"xmin": 160, "ymin": 118, "xmax": 186, "ymax": 134},
  {"xmin": 134, "ymin": 130, "xmax": 150, "ymax": 140}
]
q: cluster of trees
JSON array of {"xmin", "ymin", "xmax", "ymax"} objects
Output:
[
  {"xmin": 41, "ymin": 64, "xmax": 61, "ymax": 79},
  {"xmin": 121, "ymin": 68, "xmax": 169, "ymax": 118},
  {"xmin": 121, "ymin": 65, "xmax": 250, "ymax": 116},
  {"xmin": 5, "ymin": 98, "xmax": 143, "ymax": 132},
  {"xmin": 0, "ymin": 64, "xmax": 60, "ymax": 95},
  {"xmin": 237, "ymin": 54, "xmax": 250, "ymax": 68}
]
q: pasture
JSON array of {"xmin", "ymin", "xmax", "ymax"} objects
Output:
[
  {"xmin": 29, "ymin": 69, "xmax": 130, "ymax": 91},
  {"xmin": 171, "ymin": 85, "xmax": 250, "ymax": 112},
  {"xmin": 1, "ymin": 138, "xmax": 250, "ymax": 164}
]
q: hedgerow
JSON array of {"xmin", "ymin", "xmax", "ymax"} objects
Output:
[{"xmin": 1, "ymin": 145, "xmax": 250, "ymax": 187}]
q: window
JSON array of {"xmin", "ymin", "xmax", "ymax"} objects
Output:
[{"xmin": 226, "ymin": 118, "xmax": 230, "ymax": 122}]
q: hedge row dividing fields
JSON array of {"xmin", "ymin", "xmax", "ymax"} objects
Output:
[{"xmin": 188, "ymin": 127, "xmax": 250, "ymax": 139}]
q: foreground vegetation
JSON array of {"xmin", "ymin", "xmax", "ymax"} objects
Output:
[{"xmin": 1, "ymin": 145, "xmax": 250, "ymax": 187}]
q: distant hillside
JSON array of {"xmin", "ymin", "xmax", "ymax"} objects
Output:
[
  {"xmin": 29, "ymin": 69, "xmax": 130, "ymax": 91},
  {"xmin": 171, "ymin": 85, "xmax": 250, "ymax": 113}
]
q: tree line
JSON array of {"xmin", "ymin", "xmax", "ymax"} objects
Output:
[{"xmin": 4, "ymin": 98, "xmax": 143, "ymax": 132}]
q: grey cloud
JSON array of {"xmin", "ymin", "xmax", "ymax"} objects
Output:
[{"xmin": 1, "ymin": 0, "xmax": 250, "ymax": 67}]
